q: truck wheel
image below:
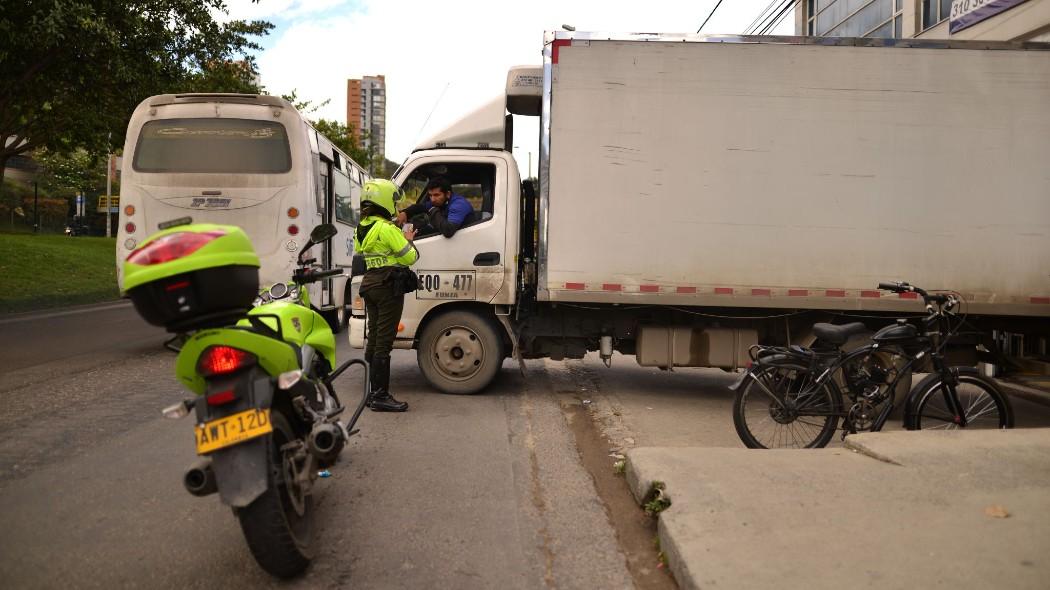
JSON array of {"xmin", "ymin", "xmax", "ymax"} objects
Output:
[{"xmin": 417, "ymin": 310, "xmax": 504, "ymax": 395}]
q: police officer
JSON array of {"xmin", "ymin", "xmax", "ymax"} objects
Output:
[{"xmin": 355, "ymin": 179, "xmax": 418, "ymax": 412}]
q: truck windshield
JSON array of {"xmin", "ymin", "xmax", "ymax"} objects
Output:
[{"xmin": 132, "ymin": 118, "xmax": 292, "ymax": 174}]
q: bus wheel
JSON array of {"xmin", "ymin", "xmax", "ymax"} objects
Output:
[{"xmin": 322, "ymin": 307, "xmax": 345, "ymax": 334}]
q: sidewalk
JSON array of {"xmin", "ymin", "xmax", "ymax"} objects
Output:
[{"xmin": 626, "ymin": 429, "xmax": 1050, "ymax": 590}]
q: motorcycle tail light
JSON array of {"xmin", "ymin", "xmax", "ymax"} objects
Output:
[
  {"xmin": 126, "ymin": 230, "xmax": 226, "ymax": 265},
  {"xmin": 206, "ymin": 388, "xmax": 238, "ymax": 406},
  {"xmin": 198, "ymin": 346, "xmax": 256, "ymax": 377}
]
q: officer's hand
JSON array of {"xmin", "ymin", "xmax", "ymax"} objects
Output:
[
  {"xmin": 403, "ymin": 227, "xmax": 418, "ymax": 240},
  {"xmin": 396, "ymin": 211, "xmax": 408, "ymax": 224}
]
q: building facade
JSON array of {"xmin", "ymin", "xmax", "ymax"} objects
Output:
[
  {"xmin": 346, "ymin": 75, "xmax": 386, "ymax": 160},
  {"xmin": 795, "ymin": 0, "xmax": 1050, "ymax": 41}
]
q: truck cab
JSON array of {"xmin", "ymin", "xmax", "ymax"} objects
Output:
[{"xmin": 350, "ymin": 72, "xmax": 541, "ymax": 393}]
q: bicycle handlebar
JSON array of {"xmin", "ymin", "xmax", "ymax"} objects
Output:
[{"xmin": 876, "ymin": 281, "xmax": 956, "ymax": 307}]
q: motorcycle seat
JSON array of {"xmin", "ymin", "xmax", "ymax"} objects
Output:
[{"xmin": 812, "ymin": 322, "xmax": 867, "ymax": 346}]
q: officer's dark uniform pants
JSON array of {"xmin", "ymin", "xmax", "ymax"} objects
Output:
[{"xmin": 362, "ymin": 283, "xmax": 404, "ymax": 365}]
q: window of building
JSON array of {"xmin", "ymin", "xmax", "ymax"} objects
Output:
[
  {"xmin": 922, "ymin": 0, "xmax": 952, "ymax": 30},
  {"xmin": 807, "ymin": 0, "xmax": 903, "ymax": 39}
]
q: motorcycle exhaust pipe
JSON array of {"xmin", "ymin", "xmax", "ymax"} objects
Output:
[
  {"xmin": 184, "ymin": 459, "xmax": 218, "ymax": 497},
  {"xmin": 307, "ymin": 423, "xmax": 344, "ymax": 462}
]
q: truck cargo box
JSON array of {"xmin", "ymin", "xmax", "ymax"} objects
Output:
[{"xmin": 539, "ymin": 35, "xmax": 1050, "ymax": 316}]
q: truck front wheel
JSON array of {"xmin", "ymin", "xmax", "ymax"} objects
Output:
[{"xmin": 417, "ymin": 310, "xmax": 504, "ymax": 395}]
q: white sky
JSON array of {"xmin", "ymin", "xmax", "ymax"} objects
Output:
[{"xmin": 222, "ymin": 0, "xmax": 796, "ymax": 169}]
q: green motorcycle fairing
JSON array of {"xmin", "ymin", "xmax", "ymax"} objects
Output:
[
  {"xmin": 237, "ymin": 301, "xmax": 337, "ymax": 371},
  {"xmin": 176, "ymin": 301, "xmax": 337, "ymax": 395},
  {"xmin": 176, "ymin": 328, "xmax": 301, "ymax": 395}
]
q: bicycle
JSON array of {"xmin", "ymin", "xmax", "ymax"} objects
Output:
[{"xmin": 730, "ymin": 281, "xmax": 1014, "ymax": 449}]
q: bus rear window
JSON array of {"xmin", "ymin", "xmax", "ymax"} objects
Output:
[{"xmin": 133, "ymin": 118, "xmax": 292, "ymax": 173}]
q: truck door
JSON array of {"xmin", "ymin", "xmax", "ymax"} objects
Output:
[{"xmin": 395, "ymin": 156, "xmax": 509, "ymax": 330}]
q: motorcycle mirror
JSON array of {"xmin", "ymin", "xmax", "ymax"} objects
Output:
[{"xmin": 310, "ymin": 223, "xmax": 338, "ymax": 244}]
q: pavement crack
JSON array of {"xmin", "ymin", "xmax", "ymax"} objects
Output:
[
  {"xmin": 844, "ymin": 438, "xmax": 903, "ymax": 466},
  {"xmin": 522, "ymin": 384, "xmax": 558, "ymax": 588}
]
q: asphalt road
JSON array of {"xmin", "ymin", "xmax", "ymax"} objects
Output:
[
  {"xmin": 0, "ymin": 304, "xmax": 637, "ymax": 589},
  {"xmin": 3, "ymin": 303, "xmax": 1047, "ymax": 589}
]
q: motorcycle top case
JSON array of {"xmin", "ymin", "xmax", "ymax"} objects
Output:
[{"xmin": 122, "ymin": 223, "xmax": 261, "ymax": 332}]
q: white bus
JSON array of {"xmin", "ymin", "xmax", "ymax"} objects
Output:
[{"xmin": 116, "ymin": 93, "xmax": 371, "ymax": 332}]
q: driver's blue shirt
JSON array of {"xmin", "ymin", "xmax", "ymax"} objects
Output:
[{"xmin": 421, "ymin": 193, "xmax": 475, "ymax": 226}]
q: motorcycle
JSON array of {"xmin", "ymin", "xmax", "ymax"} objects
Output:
[{"xmin": 122, "ymin": 220, "xmax": 370, "ymax": 578}]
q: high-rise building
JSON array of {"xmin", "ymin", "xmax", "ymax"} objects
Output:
[
  {"xmin": 795, "ymin": 0, "xmax": 1050, "ymax": 41},
  {"xmin": 346, "ymin": 75, "xmax": 386, "ymax": 163}
]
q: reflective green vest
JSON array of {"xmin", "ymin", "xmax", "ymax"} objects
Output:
[{"xmin": 354, "ymin": 216, "xmax": 418, "ymax": 270}]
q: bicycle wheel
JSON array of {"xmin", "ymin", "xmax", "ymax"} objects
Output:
[
  {"xmin": 909, "ymin": 369, "xmax": 1014, "ymax": 430},
  {"xmin": 733, "ymin": 365, "xmax": 842, "ymax": 449}
]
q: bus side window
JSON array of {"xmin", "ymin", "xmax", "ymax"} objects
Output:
[
  {"xmin": 334, "ymin": 168, "xmax": 357, "ymax": 227},
  {"xmin": 316, "ymin": 157, "xmax": 330, "ymax": 218}
]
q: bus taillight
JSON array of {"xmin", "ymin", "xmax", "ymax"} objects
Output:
[
  {"xmin": 287, "ymin": 207, "xmax": 299, "ymax": 219},
  {"xmin": 125, "ymin": 222, "xmax": 136, "ymax": 234},
  {"xmin": 124, "ymin": 205, "xmax": 136, "ymax": 216},
  {"xmin": 288, "ymin": 225, "xmax": 299, "ymax": 236}
]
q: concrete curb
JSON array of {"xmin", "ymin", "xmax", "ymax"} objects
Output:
[{"xmin": 626, "ymin": 430, "xmax": 1050, "ymax": 590}]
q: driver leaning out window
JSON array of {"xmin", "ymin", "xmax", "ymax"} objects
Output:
[{"xmin": 397, "ymin": 177, "xmax": 477, "ymax": 238}]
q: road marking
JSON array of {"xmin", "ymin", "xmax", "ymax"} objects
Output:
[{"xmin": 0, "ymin": 300, "xmax": 132, "ymax": 325}]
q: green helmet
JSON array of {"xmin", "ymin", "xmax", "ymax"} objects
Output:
[{"xmin": 361, "ymin": 179, "xmax": 399, "ymax": 218}]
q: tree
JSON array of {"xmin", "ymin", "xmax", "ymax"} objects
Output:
[
  {"xmin": 282, "ymin": 90, "xmax": 384, "ymax": 175},
  {"xmin": 311, "ymin": 118, "xmax": 374, "ymax": 167},
  {"xmin": 0, "ymin": 0, "xmax": 272, "ymax": 188},
  {"xmin": 281, "ymin": 89, "xmax": 331, "ymax": 117},
  {"xmin": 34, "ymin": 148, "xmax": 108, "ymax": 199}
]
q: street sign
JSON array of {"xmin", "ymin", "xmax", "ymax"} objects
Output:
[{"xmin": 97, "ymin": 196, "xmax": 120, "ymax": 210}]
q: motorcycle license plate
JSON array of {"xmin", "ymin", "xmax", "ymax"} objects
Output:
[{"xmin": 195, "ymin": 408, "xmax": 272, "ymax": 455}]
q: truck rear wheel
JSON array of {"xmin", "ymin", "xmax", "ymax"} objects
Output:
[{"xmin": 417, "ymin": 310, "xmax": 504, "ymax": 395}]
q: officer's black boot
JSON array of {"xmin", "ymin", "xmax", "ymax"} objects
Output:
[{"xmin": 367, "ymin": 355, "xmax": 408, "ymax": 412}]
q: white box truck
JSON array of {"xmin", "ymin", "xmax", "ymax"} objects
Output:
[{"xmin": 350, "ymin": 32, "xmax": 1050, "ymax": 394}]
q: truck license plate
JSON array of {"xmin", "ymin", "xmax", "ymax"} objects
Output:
[
  {"xmin": 416, "ymin": 270, "xmax": 477, "ymax": 300},
  {"xmin": 195, "ymin": 408, "xmax": 272, "ymax": 455}
]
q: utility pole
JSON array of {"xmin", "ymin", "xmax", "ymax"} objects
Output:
[
  {"xmin": 33, "ymin": 181, "xmax": 39, "ymax": 233},
  {"xmin": 105, "ymin": 133, "xmax": 112, "ymax": 238}
]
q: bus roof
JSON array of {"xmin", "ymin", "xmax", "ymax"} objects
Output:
[{"xmin": 147, "ymin": 94, "xmax": 292, "ymax": 109}]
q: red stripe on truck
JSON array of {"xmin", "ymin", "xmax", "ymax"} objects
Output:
[
  {"xmin": 1032, "ymin": 297, "xmax": 1050, "ymax": 304},
  {"xmin": 751, "ymin": 288, "xmax": 771, "ymax": 296},
  {"xmin": 826, "ymin": 290, "xmax": 847, "ymax": 297},
  {"xmin": 551, "ymin": 39, "xmax": 571, "ymax": 64},
  {"xmin": 676, "ymin": 286, "xmax": 697, "ymax": 294},
  {"xmin": 602, "ymin": 283, "xmax": 622, "ymax": 292},
  {"xmin": 565, "ymin": 282, "xmax": 585, "ymax": 290},
  {"xmin": 861, "ymin": 290, "xmax": 881, "ymax": 298},
  {"xmin": 715, "ymin": 287, "xmax": 734, "ymax": 295},
  {"xmin": 788, "ymin": 289, "xmax": 809, "ymax": 296},
  {"xmin": 640, "ymin": 285, "xmax": 660, "ymax": 293},
  {"xmin": 899, "ymin": 292, "xmax": 919, "ymax": 299}
]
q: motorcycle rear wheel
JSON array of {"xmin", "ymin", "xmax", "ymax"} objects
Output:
[{"xmin": 236, "ymin": 409, "xmax": 313, "ymax": 578}]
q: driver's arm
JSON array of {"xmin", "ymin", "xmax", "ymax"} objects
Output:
[{"xmin": 400, "ymin": 197, "xmax": 431, "ymax": 219}]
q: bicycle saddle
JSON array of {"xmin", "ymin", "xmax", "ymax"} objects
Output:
[{"xmin": 812, "ymin": 322, "xmax": 867, "ymax": 346}]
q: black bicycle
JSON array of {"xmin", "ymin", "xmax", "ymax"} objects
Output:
[{"xmin": 730, "ymin": 281, "xmax": 1015, "ymax": 449}]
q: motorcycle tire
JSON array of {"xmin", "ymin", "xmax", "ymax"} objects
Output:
[{"xmin": 236, "ymin": 409, "xmax": 313, "ymax": 578}]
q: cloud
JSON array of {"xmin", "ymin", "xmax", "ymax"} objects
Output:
[{"xmin": 246, "ymin": 0, "xmax": 795, "ymax": 163}]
